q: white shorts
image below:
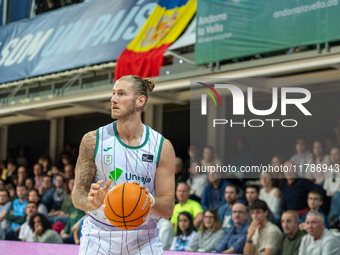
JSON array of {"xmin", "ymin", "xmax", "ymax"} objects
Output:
[{"xmin": 79, "ymin": 216, "xmax": 163, "ymax": 255}]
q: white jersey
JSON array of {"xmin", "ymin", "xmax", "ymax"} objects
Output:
[{"xmin": 89, "ymin": 121, "xmax": 164, "ymax": 229}]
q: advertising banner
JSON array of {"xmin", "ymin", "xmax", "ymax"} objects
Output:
[
  {"xmin": 195, "ymin": 0, "xmax": 340, "ymax": 64},
  {"xmin": 0, "ymin": 0, "xmax": 157, "ymax": 84}
]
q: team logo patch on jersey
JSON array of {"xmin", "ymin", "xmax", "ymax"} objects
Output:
[
  {"xmin": 142, "ymin": 154, "xmax": 154, "ymax": 163},
  {"xmin": 104, "ymin": 155, "xmax": 112, "ymax": 164},
  {"xmin": 109, "ymin": 168, "xmax": 123, "ymax": 182}
]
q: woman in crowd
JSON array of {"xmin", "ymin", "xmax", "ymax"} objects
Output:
[
  {"xmin": 259, "ymin": 172, "xmax": 281, "ymax": 221},
  {"xmin": 170, "ymin": 212, "xmax": 197, "ymax": 251},
  {"xmin": 29, "ymin": 213, "xmax": 62, "ymax": 243},
  {"xmin": 28, "ymin": 189, "xmax": 48, "ymax": 215},
  {"xmin": 187, "ymin": 209, "xmax": 225, "ymax": 253},
  {"xmin": 306, "ymin": 141, "xmax": 331, "ymax": 186}
]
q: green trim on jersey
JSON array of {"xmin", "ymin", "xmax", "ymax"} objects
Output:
[
  {"xmin": 156, "ymin": 136, "xmax": 164, "ymax": 166},
  {"xmin": 94, "ymin": 129, "xmax": 100, "ymax": 160},
  {"xmin": 113, "ymin": 121, "xmax": 149, "ymax": 150}
]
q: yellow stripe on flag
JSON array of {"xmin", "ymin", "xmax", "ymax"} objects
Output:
[{"xmin": 127, "ymin": 0, "xmax": 196, "ymax": 52}]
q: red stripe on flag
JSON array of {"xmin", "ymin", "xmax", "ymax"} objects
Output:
[{"xmin": 114, "ymin": 43, "xmax": 172, "ymax": 81}]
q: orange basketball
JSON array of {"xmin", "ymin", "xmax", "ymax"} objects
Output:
[{"xmin": 103, "ymin": 183, "xmax": 151, "ymax": 230}]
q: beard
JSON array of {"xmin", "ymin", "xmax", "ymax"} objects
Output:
[{"xmin": 111, "ymin": 100, "xmax": 136, "ymax": 120}]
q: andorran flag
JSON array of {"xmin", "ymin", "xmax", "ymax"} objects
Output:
[{"xmin": 114, "ymin": 0, "xmax": 196, "ymax": 80}]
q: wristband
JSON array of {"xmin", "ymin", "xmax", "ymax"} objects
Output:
[
  {"xmin": 147, "ymin": 193, "xmax": 155, "ymax": 207},
  {"xmin": 246, "ymin": 239, "xmax": 253, "ymax": 243}
]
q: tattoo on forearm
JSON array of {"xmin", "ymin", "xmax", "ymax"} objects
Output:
[{"xmin": 73, "ymin": 131, "xmax": 97, "ymax": 210}]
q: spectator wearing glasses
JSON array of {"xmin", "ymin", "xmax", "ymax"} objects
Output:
[
  {"xmin": 299, "ymin": 191, "xmax": 329, "ymax": 231},
  {"xmin": 187, "ymin": 209, "xmax": 225, "ymax": 253},
  {"xmin": 216, "ymin": 202, "xmax": 249, "ymax": 254}
]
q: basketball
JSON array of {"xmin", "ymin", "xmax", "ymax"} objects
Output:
[{"xmin": 103, "ymin": 183, "xmax": 151, "ymax": 230}]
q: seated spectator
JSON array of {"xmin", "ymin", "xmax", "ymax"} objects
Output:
[
  {"xmin": 158, "ymin": 217, "xmax": 174, "ymax": 250},
  {"xmin": 0, "ymin": 189, "xmax": 12, "ymax": 232},
  {"xmin": 44, "ymin": 0, "xmax": 61, "ymax": 12},
  {"xmin": 60, "ymin": 199, "xmax": 85, "ymax": 244},
  {"xmin": 246, "ymin": 185, "xmax": 275, "ymax": 223},
  {"xmin": 183, "ymin": 144, "xmax": 201, "ymax": 182},
  {"xmin": 218, "ymin": 184, "xmax": 244, "ymax": 233},
  {"xmin": 18, "ymin": 201, "xmax": 38, "ymax": 242},
  {"xmin": 5, "ymin": 183, "xmax": 16, "ymax": 201},
  {"xmin": 230, "ymin": 137, "xmax": 256, "ymax": 180},
  {"xmin": 186, "ymin": 161, "xmax": 208, "ymax": 202},
  {"xmin": 170, "ymin": 183, "xmax": 203, "ymax": 232},
  {"xmin": 48, "ymin": 178, "xmax": 74, "ymax": 224},
  {"xmin": 62, "ymin": 164, "xmax": 75, "ymax": 181},
  {"xmin": 323, "ymin": 146, "xmax": 340, "ymax": 196},
  {"xmin": 216, "ymin": 202, "xmax": 249, "ymax": 254},
  {"xmin": 329, "ymin": 191, "xmax": 340, "ymax": 227},
  {"xmin": 299, "ymin": 191, "xmax": 329, "ymax": 230},
  {"xmin": 175, "ymin": 157, "xmax": 185, "ymax": 187},
  {"xmin": 270, "ymin": 155, "xmax": 286, "ymax": 189},
  {"xmin": 39, "ymin": 176, "xmax": 55, "ymax": 212},
  {"xmin": 200, "ymin": 172, "xmax": 230, "ymax": 211},
  {"xmin": 33, "ymin": 164, "xmax": 44, "ymax": 190},
  {"xmin": 170, "ymin": 212, "xmax": 197, "ymax": 251},
  {"xmin": 187, "ymin": 209, "xmax": 225, "ymax": 252},
  {"xmin": 243, "ymin": 200, "xmax": 281, "ymax": 255},
  {"xmin": 39, "ymin": 155, "xmax": 52, "ymax": 175},
  {"xmin": 0, "ymin": 160, "xmax": 7, "ymax": 181},
  {"xmin": 270, "ymin": 210, "xmax": 305, "ymax": 255},
  {"xmin": 28, "ymin": 189, "xmax": 48, "ymax": 215},
  {"xmin": 25, "ymin": 178, "xmax": 35, "ymax": 192},
  {"xmin": 49, "ymin": 175, "xmax": 66, "ymax": 212},
  {"xmin": 259, "ymin": 172, "xmax": 282, "ymax": 220},
  {"xmin": 298, "ymin": 212, "xmax": 340, "ymax": 255},
  {"xmin": 281, "ymin": 161, "xmax": 326, "ymax": 216},
  {"xmin": 306, "ymin": 141, "xmax": 331, "ymax": 186},
  {"xmin": 4, "ymin": 159, "xmax": 17, "ymax": 185},
  {"xmin": 289, "ymin": 136, "xmax": 312, "ymax": 176},
  {"xmin": 17, "ymin": 166, "xmax": 28, "ymax": 185},
  {"xmin": 0, "ymin": 179, "xmax": 4, "ymax": 190},
  {"xmin": 5, "ymin": 184, "xmax": 28, "ymax": 240},
  {"xmin": 72, "ymin": 212, "xmax": 88, "ymax": 245},
  {"xmin": 16, "ymin": 147, "xmax": 29, "ymax": 167},
  {"xmin": 200, "ymin": 146, "xmax": 222, "ymax": 168},
  {"xmin": 29, "ymin": 213, "xmax": 63, "ymax": 243}
]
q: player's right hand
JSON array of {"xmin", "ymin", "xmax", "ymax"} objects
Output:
[{"xmin": 88, "ymin": 179, "xmax": 112, "ymax": 210}]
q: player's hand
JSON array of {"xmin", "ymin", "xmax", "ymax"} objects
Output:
[
  {"xmin": 88, "ymin": 179, "xmax": 112, "ymax": 210},
  {"xmin": 132, "ymin": 181, "xmax": 155, "ymax": 207}
]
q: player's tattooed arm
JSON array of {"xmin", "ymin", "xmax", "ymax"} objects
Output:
[{"xmin": 73, "ymin": 130, "xmax": 97, "ymax": 211}]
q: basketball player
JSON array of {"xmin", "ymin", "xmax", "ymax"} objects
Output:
[{"xmin": 73, "ymin": 75, "xmax": 176, "ymax": 254}]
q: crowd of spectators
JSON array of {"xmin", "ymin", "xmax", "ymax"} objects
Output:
[
  {"xmin": 162, "ymin": 126, "xmax": 340, "ymax": 254},
  {"xmin": 34, "ymin": 0, "xmax": 84, "ymax": 15},
  {"xmin": 0, "ymin": 144, "xmax": 85, "ymax": 245},
  {"xmin": 2, "ymin": 125, "xmax": 340, "ymax": 255}
]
